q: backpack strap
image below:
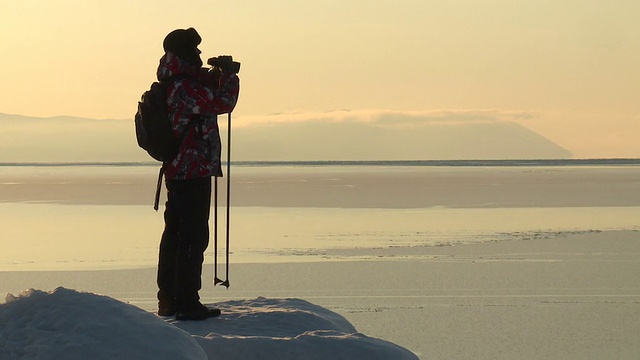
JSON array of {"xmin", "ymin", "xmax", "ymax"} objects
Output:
[{"xmin": 154, "ymin": 165, "xmax": 166, "ymax": 211}]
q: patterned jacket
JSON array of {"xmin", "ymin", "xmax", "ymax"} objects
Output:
[{"xmin": 156, "ymin": 52, "xmax": 239, "ymax": 180}]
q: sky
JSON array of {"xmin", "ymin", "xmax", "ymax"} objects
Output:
[{"xmin": 1, "ymin": 0, "xmax": 639, "ymax": 158}]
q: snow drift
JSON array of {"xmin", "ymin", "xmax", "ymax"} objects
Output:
[{"xmin": 0, "ymin": 288, "xmax": 418, "ymax": 359}]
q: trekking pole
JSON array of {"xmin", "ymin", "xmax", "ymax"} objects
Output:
[
  {"xmin": 213, "ymin": 175, "xmax": 223, "ymax": 286},
  {"xmin": 216, "ymin": 112, "xmax": 232, "ymax": 288}
]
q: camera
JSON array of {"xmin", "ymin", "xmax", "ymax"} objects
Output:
[{"xmin": 207, "ymin": 55, "xmax": 241, "ymax": 74}]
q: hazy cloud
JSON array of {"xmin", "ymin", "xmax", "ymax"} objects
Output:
[{"xmin": 234, "ymin": 109, "xmax": 538, "ymax": 128}]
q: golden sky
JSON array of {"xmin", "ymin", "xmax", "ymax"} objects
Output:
[{"xmin": 1, "ymin": 0, "xmax": 639, "ymax": 157}]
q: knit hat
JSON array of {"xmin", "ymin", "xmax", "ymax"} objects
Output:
[{"xmin": 163, "ymin": 28, "xmax": 203, "ymax": 66}]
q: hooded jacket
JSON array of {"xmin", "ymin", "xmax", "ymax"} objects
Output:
[{"xmin": 156, "ymin": 52, "xmax": 239, "ymax": 180}]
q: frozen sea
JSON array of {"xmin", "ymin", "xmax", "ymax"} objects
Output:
[{"xmin": 1, "ymin": 160, "xmax": 640, "ymax": 358}]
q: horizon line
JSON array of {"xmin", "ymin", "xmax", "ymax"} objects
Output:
[{"xmin": 2, "ymin": 158, "xmax": 640, "ymax": 168}]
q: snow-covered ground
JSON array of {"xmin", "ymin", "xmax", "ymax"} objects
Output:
[{"xmin": 0, "ymin": 288, "xmax": 418, "ymax": 359}]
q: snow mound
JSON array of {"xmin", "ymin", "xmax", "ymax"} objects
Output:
[
  {"xmin": 0, "ymin": 288, "xmax": 418, "ymax": 360},
  {"xmin": 0, "ymin": 288, "xmax": 206, "ymax": 360},
  {"xmin": 171, "ymin": 297, "xmax": 419, "ymax": 359}
]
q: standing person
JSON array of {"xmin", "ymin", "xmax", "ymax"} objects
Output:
[{"xmin": 156, "ymin": 28, "xmax": 240, "ymax": 320}]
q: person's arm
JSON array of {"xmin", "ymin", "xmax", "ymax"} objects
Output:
[{"xmin": 190, "ymin": 72, "xmax": 239, "ymax": 115}]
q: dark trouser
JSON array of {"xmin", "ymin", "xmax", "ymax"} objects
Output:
[{"xmin": 157, "ymin": 176, "xmax": 211, "ymax": 309}]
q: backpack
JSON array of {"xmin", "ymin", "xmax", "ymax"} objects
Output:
[
  {"xmin": 134, "ymin": 75, "xmax": 186, "ymax": 162},
  {"xmin": 134, "ymin": 75, "xmax": 189, "ymax": 210}
]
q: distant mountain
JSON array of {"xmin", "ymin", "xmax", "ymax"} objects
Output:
[
  {"xmin": 232, "ymin": 118, "xmax": 571, "ymax": 160},
  {"xmin": 0, "ymin": 111, "xmax": 571, "ymax": 162},
  {"xmin": 0, "ymin": 113, "xmax": 143, "ymax": 163}
]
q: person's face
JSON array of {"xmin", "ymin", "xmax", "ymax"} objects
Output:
[{"xmin": 195, "ymin": 48, "xmax": 203, "ymax": 66}]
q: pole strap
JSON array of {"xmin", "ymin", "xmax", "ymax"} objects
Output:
[{"xmin": 154, "ymin": 164, "xmax": 166, "ymax": 211}]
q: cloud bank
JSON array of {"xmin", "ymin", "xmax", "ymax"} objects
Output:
[{"xmin": 234, "ymin": 109, "xmax": 538, "ymax": 127}]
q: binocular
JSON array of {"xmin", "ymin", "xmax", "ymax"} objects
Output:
[{"xmin": 207, "ymin": 56, "xmax": 241, "ymax": 74}]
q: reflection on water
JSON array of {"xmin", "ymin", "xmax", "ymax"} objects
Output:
[
  {"xmin": 1, "ymin": 203, "xmax": 638, "ymax": 270},
  {"xmin": 2, "ymin": 164, "xmax": 640, "ymax": 270}
]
